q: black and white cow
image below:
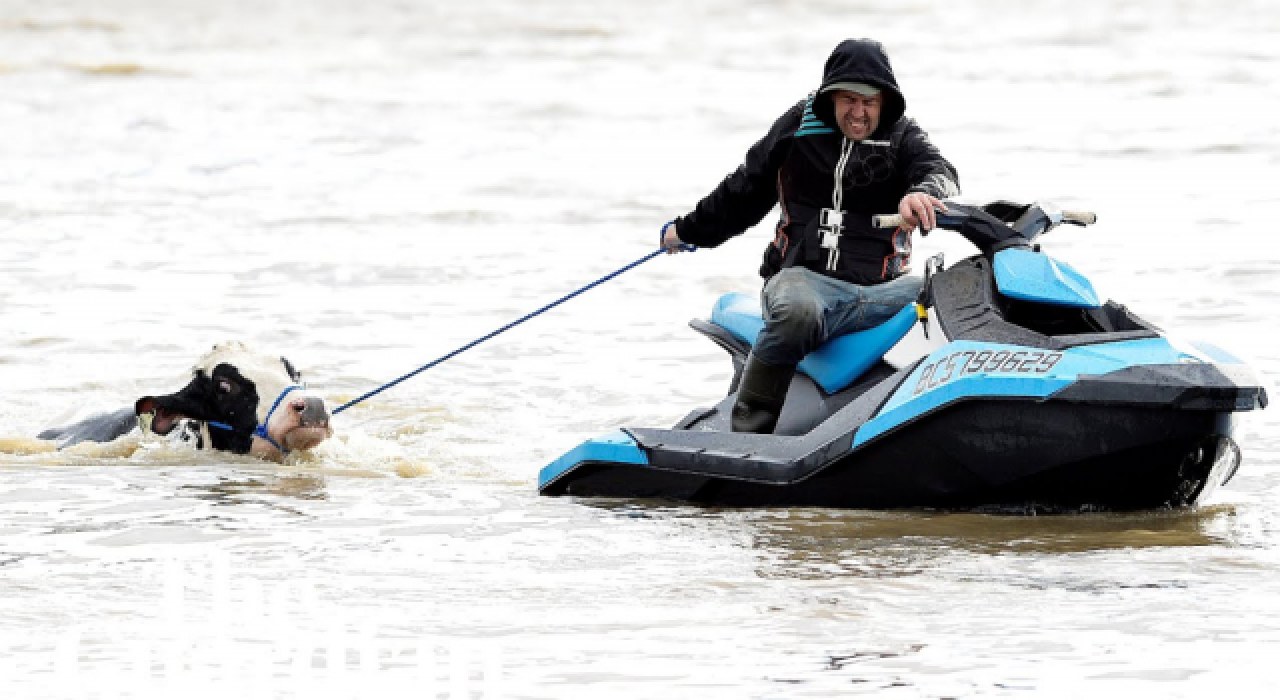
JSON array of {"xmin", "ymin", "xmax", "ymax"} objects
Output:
[{"xmin": 39, "ymin": 342, "xmax": 332, "ymax": 461}]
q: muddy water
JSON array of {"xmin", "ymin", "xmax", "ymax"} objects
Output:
[{"xmin": 1, "ymin": 0, "xmax": 1279, "ymax": 697}]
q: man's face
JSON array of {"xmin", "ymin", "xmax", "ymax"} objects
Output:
[{"xmin": 831, "ymin": 90, "xmax": 883, "ymax": 141}]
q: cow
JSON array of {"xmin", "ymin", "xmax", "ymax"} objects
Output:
[{"xmin": 38, "ymin": 342, "xmax": 332, "ymax": 461}]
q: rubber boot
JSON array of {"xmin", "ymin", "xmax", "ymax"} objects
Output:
[{"xmin": 731, "ymin": 354, "xmax": 796, "ymax": 434}]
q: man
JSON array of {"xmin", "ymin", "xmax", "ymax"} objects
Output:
[{"xmin": 661, "ymin": 38, "xmax": 960, "ymax": 434}]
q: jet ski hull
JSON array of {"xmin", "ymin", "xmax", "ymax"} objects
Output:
[
  {"xmin": 541, "ymin": 401, "xmax": 1241, "ymax": 511},
  {"xmin": 541, "ymin": 333, "xmax": 1265, "ymax": 512}
]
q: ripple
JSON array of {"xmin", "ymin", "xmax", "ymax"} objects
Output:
[
  {"xmin": 64, "ymin": 62, "xmax": 145, "ymax": 76},
  {"xmin": 89, "ymin": 526, "xmax": 232, "ymax": 546}
]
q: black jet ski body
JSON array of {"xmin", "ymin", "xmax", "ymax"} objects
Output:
[{"xmin": 540, "ymin": 202, "xmax": 1268, "ymax": 511}]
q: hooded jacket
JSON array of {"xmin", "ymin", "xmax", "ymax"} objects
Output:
[{"xmin": 674, "ymin": 39, "xmax": 960, "ymax": 285}]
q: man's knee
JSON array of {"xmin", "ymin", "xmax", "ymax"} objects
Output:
[
  {"xmin": 758, "ymin": 269, "xmax": 833, "ymax": 362},
  {"xmin": 762, "ymin": 273, "xmax": 824, "ymax": 335},
  {"xmin": 771, "ymin": 298, "xmax": 821, "ymax": 333}
]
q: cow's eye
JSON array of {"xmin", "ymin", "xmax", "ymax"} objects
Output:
[{"xmin": 216, "ymin": 379, "xmax": 235, "ymax": 395}]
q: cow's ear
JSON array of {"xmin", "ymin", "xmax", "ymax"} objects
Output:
[{"xmin": 281, "ymin": 356, "xmax": 301, "ymax": 383}]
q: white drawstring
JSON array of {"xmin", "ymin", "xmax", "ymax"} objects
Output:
[{"xmin": 827, "ymin": 137, "xmax": 854, "ymax": 270}]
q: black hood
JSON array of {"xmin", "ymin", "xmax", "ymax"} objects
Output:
[{"xmin": 813, "ymin": 39, "xmax": 906, "ymax": 138}]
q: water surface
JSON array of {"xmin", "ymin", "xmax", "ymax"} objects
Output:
[{"xmin": 2, "ymin": 0, "xmax": 1278, "ymax": 697}]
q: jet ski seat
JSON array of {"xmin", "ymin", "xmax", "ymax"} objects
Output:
[{"xmin": 709, "ymin": 292, "xmax": 919, "ymax": 394}]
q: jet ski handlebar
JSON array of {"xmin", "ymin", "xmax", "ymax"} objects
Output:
[
  {"xmin": 1060, "ymin": 209, "xmax": 1098, "ymax": 226},
  {"xmin": 872, "ymin": 200, "xmax": 1097, "ymax": 254},
  {"xmin": 871, "ymin": 213, "xmax": 910, "ymax": 229},
  {"xmin": 872, "ymin": 204, "xmax": 1097, "ymax": 231}
]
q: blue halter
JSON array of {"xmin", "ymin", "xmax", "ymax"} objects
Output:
[{"xmin": 207, "ymin": 385, "xmax": 303, "ymax": 455}]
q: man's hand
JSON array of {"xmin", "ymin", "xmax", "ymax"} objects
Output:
[
  {"xmin": 661, "ymin": 222, "xmax": 687, "ymax": 254},
  {"xmin": 898, "ymin": 192, "xmax": 947, "ymax": 232}
]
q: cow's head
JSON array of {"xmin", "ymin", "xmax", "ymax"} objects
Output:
[{"xmin": 135, "ymin": 342, "xmax": 333, "ymax": 459}]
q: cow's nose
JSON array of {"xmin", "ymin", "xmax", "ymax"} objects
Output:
[{"xmin": 294, "ymin": 397, "xmax": 330, "ymax": 426}]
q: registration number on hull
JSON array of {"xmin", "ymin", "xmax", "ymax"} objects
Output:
[{"xmin": 912, "ymin": 349, "xmax": 1064, "ymax": 396}]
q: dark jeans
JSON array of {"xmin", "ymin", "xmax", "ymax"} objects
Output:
[{"xmin": 753, "ymin": 267, "xmax": 922, "ymax": 367}]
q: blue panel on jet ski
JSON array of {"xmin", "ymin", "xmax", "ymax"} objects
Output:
[
  {"xmin": 710, "ymin": 292, "xmax": 918, "ymax": 394},
  {"xmin": 538, "ymin": 429, "xmax": 648, "ymax": 490},
  {"xmin": 856, "ymin": 336, "xmax": 1205, "ymax": 447},
  {"xmin": 993, "ymin": 249, "xmax": 1100, "ymax": 308}
]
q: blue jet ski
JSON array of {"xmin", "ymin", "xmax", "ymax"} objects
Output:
[{"xmin": 540, "ymin": 201, "xmax": 1269, "ymax": 511}]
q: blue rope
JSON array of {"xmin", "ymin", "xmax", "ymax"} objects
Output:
[{"xmin": 332, "ymin": 237, "xmax": 693, "ymax": 416}]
